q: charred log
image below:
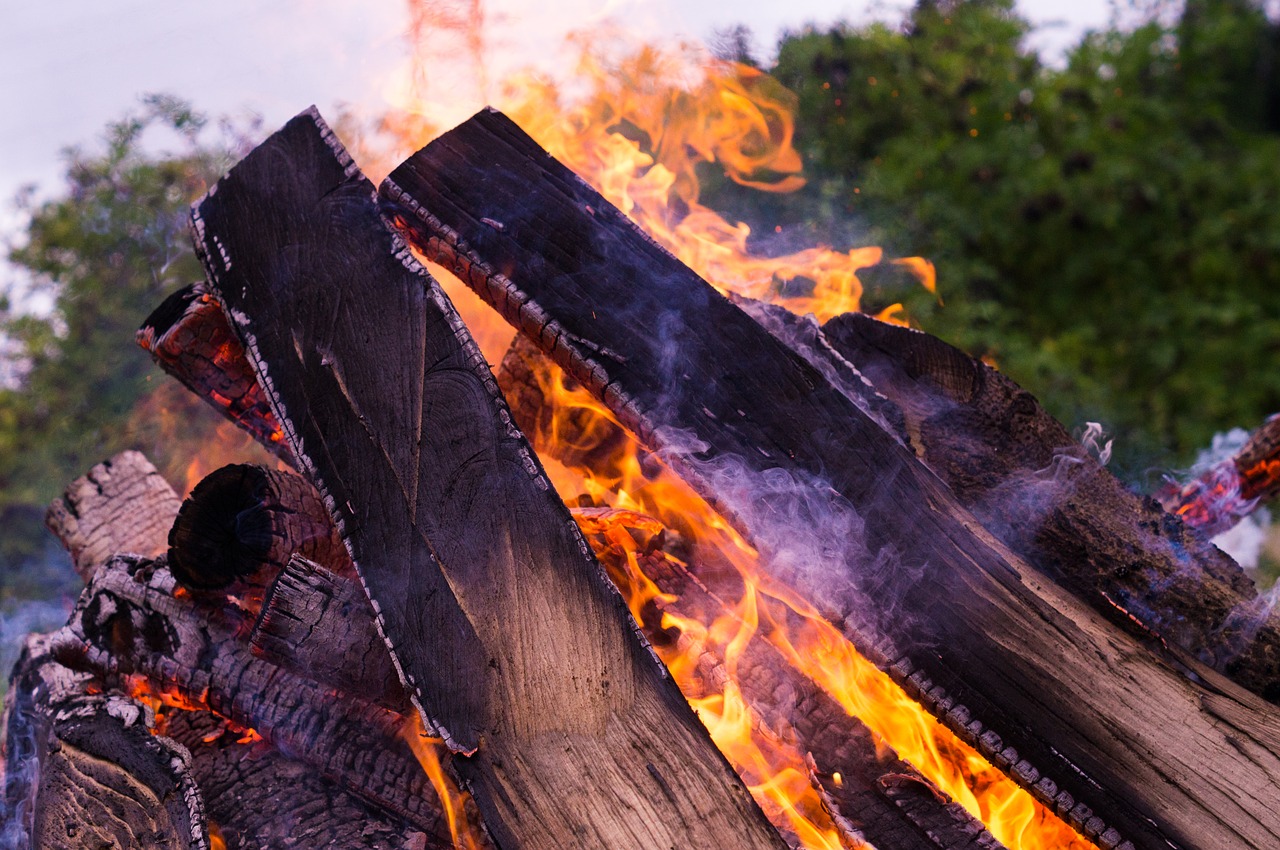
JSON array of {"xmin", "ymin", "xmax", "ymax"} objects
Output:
[
  {"xmin": 382, "ymin": 106, "xmax": 1280, "ymax": 849},
  {"xmin": 249, "ymin": 554, "xmax": 406, "ymax": 711},
  {"xmin": 168, "ymin": 464, "xmax": 351, "ymax": 601},
  {"xmin": 164, "ymin": 709, "xmax": 442, "ymax": 850},
  {"xmin": 1163, "ymin": 413, "xmax": 1280, "ymax": 536},
  {"xmin": 190, "ymin": 107, "xmax": 784, "ymax": 850},
  {"xmin": 45, "ymin": 450, "xmax": 182, "ymax": 581},
  {"xmin": 138, "ymin": 282, "xmax": 294, "ymax": 465},
  {"xmin": 2, "ymin": 632, "xmax": 207, "ymax": 850},
  {"xmin": 65, "ymin": 555, "xmax": 461, "ymax": 844}
]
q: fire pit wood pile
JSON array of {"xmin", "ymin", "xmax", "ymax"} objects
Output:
[
  {"xmin": 5, "ymin": 105, "xmax": 1280, "ymax": 850},
  {"xmin": 382, "ymin": 107, "xmax": 1280, "ymax": 849}
]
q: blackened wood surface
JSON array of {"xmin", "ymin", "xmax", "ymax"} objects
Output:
[
  {"xmin": 763, "ymin": 305, "xmax": 1280, "ymax": 703},
  {"xmin": 138, "ymin": 282, "xmax": 294, "ymax": 465},
  {"xmin": 165, "ymin": 710, "xmax": 442, "ymax": 850},
  {"xmin": 45, "ymin": 450, "xmax": 181, "ymax": 581},
  {"xmin": 382, "ymin": 107, "xmax": 1280, "ymax": 850},
  {"xmin": 67, "ymin": 555, "xmax": 460, "ymax": 842},
  {"xmin": 193, "ymin": 107, "xmax": 784, "ymax": 850},
  {"xmin": 168, "ymin": 464, "xmax": 351, "ymax": 600},
  {"xmin": 250, "ymin": 554, "xmax": 406, "ymax": 711}
]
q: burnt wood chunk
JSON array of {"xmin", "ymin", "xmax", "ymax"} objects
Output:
[
  {"xmin": 382, "ymin": 107, "xmax": 1280, "ymax": 850},
  {"xmin": 67, "ymin": 555, "xmax": 462, "ymax": 842},
  {"xmin": 45, "ymin": 450, "xmax": 182, "ymax": 581},
  {"xmin": 2, "ymin": 632, "xmax": 207, "ymax": 850},
  {"xmin": 192, "ymin": 107, "xmax": 784, "ymax": 850},
  {"xmin": 1163, "ymin": 413, "xmax": 1280, "ymax": 536},
  {"xmin": 164, "ymin": 709, "xmax": 445, "ymax": 850},
  {"xmin": 760, "ymin": 304, "xmax": 1280, "ymax": 703},
  {"xmin": 250, "ymin": 554, "xmax": 406, "ymax": 711},
  {"xmin": 168, "ymin": 464, "xmax": 351, "ymax": 602},
  {"xmin": 138, "ymin": 282, "xmax": 294, "ymax": 465}
]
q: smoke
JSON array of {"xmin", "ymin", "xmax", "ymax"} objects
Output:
[{"xmin": 650, "ymin": 425, "xmax": 912, "ymax": 658}]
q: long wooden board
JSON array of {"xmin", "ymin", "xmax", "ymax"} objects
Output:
[
  {"xmin": 382, "ymin": 107, "xmax": 1280, "ymax": 850},
  {"xmin": 191, "ymin": 107, "xmax": 784, "ymax": 850}
]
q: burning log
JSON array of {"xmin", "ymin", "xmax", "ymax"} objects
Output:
[
  {"xmin": 382, "ymin": 106, "xmax": 1280, "ymax": 849},
  {"xmin": 167, "ymin": 463, "xmax": 351, "ymax": 602},
  {"xmin": 45, "ymin": 450, "xmax": 182, "ymax": 581},
  {"xmin": 752, "ymin": 304, "xmax": 1280, "ymax": 702},
  {"xmin": 249, "ymin": 554, "xmax": 406, "ymax": 711},
  {"xmin": 137, "ymin": 282, "xmax": 293, "ymax": 465},
  {"xmin": 2, "ymin": 631, "xmax": 207, "ymax": 849},
  {"xmin": 1162, "ymin": 413, "xmax": 1280, "ymax": 537},
  {"xmin": 66, "ymin": 554, "xmax": 463, "ymax": 844},
  {"xmin": 190, "ymin": 107, "xmax": 785, "ymax": 849},
  {"xmin": 162, "ymin": 709, "xmax": 440, "ymax": 850}
]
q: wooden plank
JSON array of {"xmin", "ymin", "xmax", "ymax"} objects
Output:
[
  {"xmin": 381, "ymin": 107, "xmax": 1280, "ymax": 850},
  {"xmin": 757, "ymin": 303, "xmax": 1280, "ymax": 703},
  {"xmin": 192, "ymin": 107, "xmax": 784, "ymax": 850}
]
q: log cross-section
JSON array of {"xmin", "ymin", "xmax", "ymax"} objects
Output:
[
  {"xmin": 382, "ymin": 106, "xmax": 1280, "ymax": 850},
  {"xmin": 190, "ymin": 106, "xmax": 784, "ymax": 850}
]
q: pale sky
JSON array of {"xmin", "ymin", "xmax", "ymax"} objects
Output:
[{"xmin": 0, "ymin": 0, "xmax": 1117, "ymax": 225}]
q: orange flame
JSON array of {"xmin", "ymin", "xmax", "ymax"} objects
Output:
[
  {"xmin": 401, "ymin": 713, "xmax": 487, "ymax": 850},
  {"xmin": 533, "ymin": 355, "xmax": 1092, "ymax": 850}
]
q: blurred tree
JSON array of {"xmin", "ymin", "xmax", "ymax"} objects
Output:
[
  {"xmin": 0, "ymin": 96, "xmax": 265, "ymax": 600},
  {"xmin": 766, "ymin": 0, "xmax": 1280, "ymax": 472}
]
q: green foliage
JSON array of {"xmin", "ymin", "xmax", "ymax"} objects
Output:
[
  {"xmin": 767, "ymin": 0, "xmax": 1280, "ymax": 471},
  {"xmin": 0, "ymin": 96, "xmax": 258, "ymax": 598}
]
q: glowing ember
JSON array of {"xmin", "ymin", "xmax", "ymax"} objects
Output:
[{"xmin": 1163, "ymin": 415, "xmax": 1280, "ymax": 538}]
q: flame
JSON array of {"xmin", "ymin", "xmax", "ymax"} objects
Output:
[
  {"xmin": 401, "ymin": 713, "xmax": 487, "ymax": 850},
  {"xmin": 534, "ymin": 357, "xmax": 1092, "ymax": 850},
  {"xmin": 383, "ymin": 22, "xmax": 934, "ymax": 325}
]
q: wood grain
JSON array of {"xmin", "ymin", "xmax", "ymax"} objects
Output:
[{"xmin": 192, "ymin": 107, "xmax": 784, "ymax": 850}]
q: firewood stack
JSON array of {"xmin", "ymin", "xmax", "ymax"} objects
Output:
[{"xmin": 4, "ymin": 106, "xmax": 1280, "ymax": 850}]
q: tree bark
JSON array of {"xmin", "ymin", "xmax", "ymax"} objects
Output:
[
  {"xmin": 381, "ymin": 106, "xmax": 1280, "ymax": 850},
  {"xmin": 191, "ymin": 107, "xmax": 785, "ymax": 850},
  {"xmin": 45, "ymin": 450, "xmax": 181, "ymax": 581}
]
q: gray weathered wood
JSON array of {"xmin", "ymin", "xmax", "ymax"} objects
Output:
[{"xmin": 192, "ymin": 107, "xmax": 784, "ymax": 850}]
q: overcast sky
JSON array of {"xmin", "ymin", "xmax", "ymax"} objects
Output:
[{"xmin": 0, "ymin": 0, "xmax": 1117, "ymax": 224}]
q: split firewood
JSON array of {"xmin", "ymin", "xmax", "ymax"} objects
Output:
[
  {"xmin": 751, "ymin": 303, "xmax": 1280, "ymax": 703},
  {"xmin": 190, "ymin": 107, "xmax": 784, "ymax": 849},
  {"xmin": 163, "ymin": 709, "xmax": 442, "ymax": 850},
  {"xmin": 249, "ymin": 554, "xmax": 407, "ymax": 712},
  {"xmin": 45, "ymin": 449, "xmax": 181, "ymax": 581},
  {"xmin": 382, "ymin": 106, "xmax": 1280, "ymax": 849},
  {"xmin": 167, "ymin": 463, "xmax": 352, "ymax": 604},
  {"xmin": 137, "ymin": 282, "xmax": 294, "ymax": 465},
  {"xmin": 1162, "ymin": 413, "xmax": 1280, "ymax": 537},
  {"xmin": 2, "ymin": 631, "xmax": 207, "ymax": 850},
  {"xmin": 64, "ymin": 555, "xmax": 462, "ymax": 844}
]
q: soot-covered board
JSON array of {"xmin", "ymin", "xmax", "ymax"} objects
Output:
[
  {"xmin": 190, "ymin": 107, "xmax": 784, "ymax": 850},
  {"xmin": 381, "ymin": 107, "xmax": 1280, "ymax": 850}
]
